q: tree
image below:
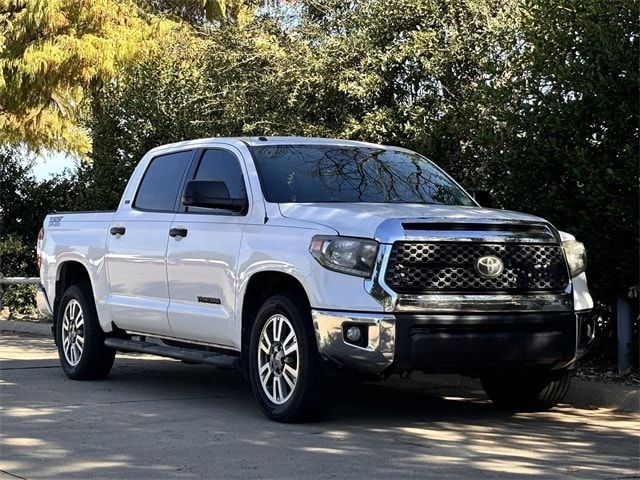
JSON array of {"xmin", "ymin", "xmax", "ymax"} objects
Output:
[
  {"xmin": 140, "ymin": 0, "xmax": 263, "ymax": 25},
  {"xmin": 0, "ymin": 147, "xmax": 81, "ymax": 314},
  {"xmin": 0, "ymin": 0, "xmax": 177, "ymax": 155},
  {"xmin": 302, "ymin": 0, "xmax": 521, "ymax": 190},
  {"xmin": 0, "ymin": 1, "xmax": 270, "ymax": 156},
  {"xmin": 80, "ymin": 17, "xmax": 314, "ymax": 208},
  {"xmin": 475, "ymin": 0, "xmax": 639, "ymax": 304},
  {"xmin": 0, "ymin": 147, "xmax": 80, "ymax": 255}
]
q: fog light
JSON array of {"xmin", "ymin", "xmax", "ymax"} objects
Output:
[{"xmin": 345, "ymin": 326, "xmax": 362, "ymax": 342}]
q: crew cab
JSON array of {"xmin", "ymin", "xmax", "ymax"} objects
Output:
[{"xmin": 37, "ymin": 137, "xmax": 594, "ymax": 422}]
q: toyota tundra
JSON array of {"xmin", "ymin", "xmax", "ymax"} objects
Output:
[{"xmin": 36, "ymin": 137, "xmax": 594, "ymax": 422}]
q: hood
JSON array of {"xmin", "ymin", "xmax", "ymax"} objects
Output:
[{"xmin": 278, "ymin": 203, "xmax": 551, "ymax": 242}]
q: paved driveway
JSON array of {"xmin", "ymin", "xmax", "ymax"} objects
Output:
[{"xmin": 1, "ymin": 332, "xmax": 638, "ymax": 479}]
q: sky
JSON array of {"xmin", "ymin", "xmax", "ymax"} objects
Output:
[{"xmin": 32, "ymin": 151, "xmax": 77, "ymax": 180}]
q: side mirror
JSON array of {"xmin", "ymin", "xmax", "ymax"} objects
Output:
[
  {"xmin": 182, "ymin": 180, "xmax": 247, "ymax": 213},
  {"xmin": 467, "ymin": 188, "xmax": 493, "ymax": 208}
]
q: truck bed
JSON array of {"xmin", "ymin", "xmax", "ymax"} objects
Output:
[{"xmin": 40, "ymin": 210, "xmax": 119, "ymax": 323}]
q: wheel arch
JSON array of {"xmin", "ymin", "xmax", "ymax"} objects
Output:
[
  {"xmin": 240, "ymin": 271, "xmax": 312, "ymax": 375},
  {"xmin": 53, "ymin": 261, "xmax": 95, "ymax": 338}
]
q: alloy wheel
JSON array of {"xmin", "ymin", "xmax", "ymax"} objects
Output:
[
  {"xmin": 62, "ymin": 299, "xmax": 85, "ymax": 366},
  {"xmin": 257, "ymin": 314, "xmax": 299, "ymax": 404}
]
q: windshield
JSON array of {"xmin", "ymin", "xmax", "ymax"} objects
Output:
[{"xmin": 250, "ymin": 145, "xmax": 475, "ymax": 206}]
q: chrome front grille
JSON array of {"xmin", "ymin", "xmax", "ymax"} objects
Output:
[{"xmin": 384, "ymin": 242, "xmax": 569, "ymax": 294}]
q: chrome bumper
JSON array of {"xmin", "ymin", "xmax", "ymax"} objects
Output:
[
  {"xmin": 313, "ymin": 309, "xmax": 584, "ymax": 374},
  {"xmin": 36, "ymin": 285, "xmax": 53, "ymax": 320},
  {"xmin": 312, "ymin": 310, "xmax": 395, "ymax": 374}
]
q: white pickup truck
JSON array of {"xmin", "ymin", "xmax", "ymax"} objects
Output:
[{"xmin": 37, "ymin": 137, "xmax": 594, "ymax": 422}]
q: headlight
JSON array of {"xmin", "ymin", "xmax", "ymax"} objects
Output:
[
  {"xmin": 310, "ymin": 235, "xmax": 379, "ymax": 278},
  {"xmin": 563, "ymin": 240, "xmax": 587, "ymax": 277}
]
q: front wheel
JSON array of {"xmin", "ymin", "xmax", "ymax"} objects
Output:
[
  {"xmin": 56, "ymin": 284, "xmax": 115, "ymax": 380},
  {"xmin": 481, "ymin": 368, "xmax": 572, "ymax": 411},
  {"xmin": 249, "ymin": 294, "xmax": 333, "ymax": 422}
]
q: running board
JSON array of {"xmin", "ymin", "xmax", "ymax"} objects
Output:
[{"xmin": 104, "ymin": 337, "xmax": 240, "ymax": 369}]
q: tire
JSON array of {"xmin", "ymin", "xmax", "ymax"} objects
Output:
[
  {"xmin": 56, "ymin": 284, "xmax": 115, "ymax": 380},
  {"xmin": 248, "ymin": 294, "xmax": 334, "ymax": 422},
  {"xmin": 481, "ymin": 368, "xmax": 572, "ymax": 411}
]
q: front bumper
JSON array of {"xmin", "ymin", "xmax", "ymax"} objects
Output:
[
  {"xmin": 312, "ymin": 310, "xmax": 395, "ymax": 374},
  {"xmin": 312, "ymin": 309, "xmax": 594, "ymax": 375}
]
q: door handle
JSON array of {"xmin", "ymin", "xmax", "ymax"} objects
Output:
[
  {"xmin": 169, "ymin": 228, "xmax": 188, "ymax": 238},
  {"xmin": 110, "ymin": 226, "xmax": 126, "ymax": 236}
]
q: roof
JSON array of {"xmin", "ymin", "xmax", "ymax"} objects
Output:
[
  {"xmin": 243, "ymin": 136, "xmax": 382, "ymax": 148},
  {"xmin": 146, "ymin": 136, "xmax": 389, "ymax": 155}
]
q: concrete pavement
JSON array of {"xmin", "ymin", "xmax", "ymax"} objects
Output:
[{"xmin": 1, "ymin": 332, "xmax": 639, "ymax": 479}]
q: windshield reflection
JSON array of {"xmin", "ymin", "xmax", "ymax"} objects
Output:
[{"xmin": 251, "ymin": 145, "xmax": 474, "ymax": 206}]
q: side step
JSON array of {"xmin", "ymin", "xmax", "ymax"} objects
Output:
[{"xmin": 104, "ymin": 337, "xmax": 240, "ymax": 369}]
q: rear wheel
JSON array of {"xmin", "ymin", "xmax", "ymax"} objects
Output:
[
  {"xmin": 249, "ymin": 294, "xmax": 333, "ymax": 422},
  {"xmin": 56, "ymin": 284, "xmax": 115, "ymax": 380},
  {"xmin": 481, "ymin": 368, "xmax": 572, "ymax": 411}
]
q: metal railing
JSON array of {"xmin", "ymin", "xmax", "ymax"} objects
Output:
[{"xmin": 0, "ymin": 277, "xmax": 40, "ymax": 310}]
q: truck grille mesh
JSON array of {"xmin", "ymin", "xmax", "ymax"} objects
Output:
[{"xmin": 384, "ymin": 242, "xmax": 569, "ymax": 293}]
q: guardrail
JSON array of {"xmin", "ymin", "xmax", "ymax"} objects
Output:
[{"xmin": 0, "ymin": 277, "xmax": 40, "ymax": 310}]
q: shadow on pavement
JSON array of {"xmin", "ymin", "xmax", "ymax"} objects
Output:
[{"xmin": 1, "ymin": 341, "xmax": 639, "ymax": 479}]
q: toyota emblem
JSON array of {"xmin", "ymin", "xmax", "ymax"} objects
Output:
[{"xmin": 475, "ymin": 255, "xmax": 504, "ymax": 278}]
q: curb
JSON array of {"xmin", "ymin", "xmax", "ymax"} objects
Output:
[
  {"xmin": 566, "ymin": 378, "xmax": 639, "ymax": 413},
  {"xmin": 399, "ymin": 373, "xmax": 640, "ymax": 413},
  {"xmin": 0, "ymin": 319, "xmax": 52, "ymax": 336}
]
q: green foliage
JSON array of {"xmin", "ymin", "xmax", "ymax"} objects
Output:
[
  {"xmin": 0, "ymin": 147, "xmax": 80, "ymax": 242},
  {"xmin": 201, "ymin": 0, "xmax": 262, "ymax": 24},
  {"xmin": 1, "ymin": 284, "xmax": 36, "ymax": 316},
  {"xmin": 139, "ymin": 0, "xmax": 262, "ymax": 25},
  {"xmin": 0, "ymin": 234, "xmax": 31, "ymax": 280},
  {"xmin": 80, "ymin": 20, "xmax": 316, "ymax": 207},
  {"xmin": 0, "ymin": 147, "xmax": 80, "ymax": 314},
  {"xmin": 474, "ymin": 0, "xmax": 639, "ymax": 302},
  {"xmin": 0, "ymin": 0, "xmax": 269, "ymax": 156},
  {"xmin": 0, "ymin": 234, "xmax": 36, "ymax": 315},
  {"xmin": 80, "ymin": 32, "xmax": 218, "ymax": 208}
]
